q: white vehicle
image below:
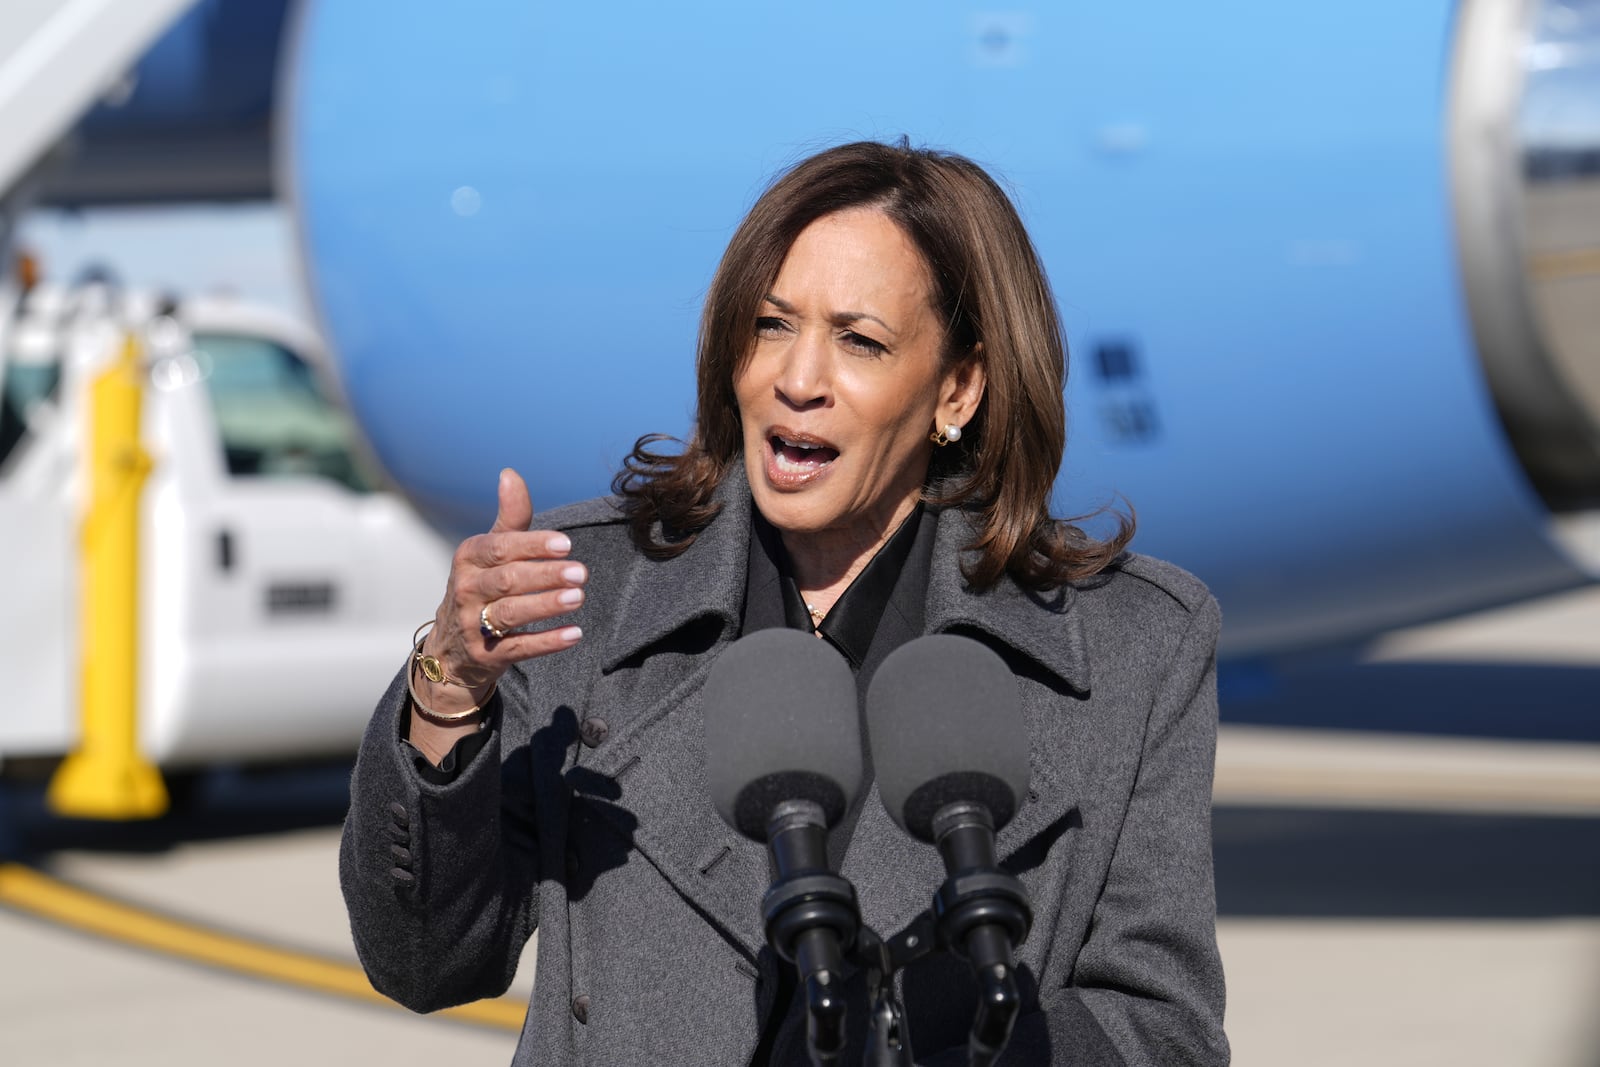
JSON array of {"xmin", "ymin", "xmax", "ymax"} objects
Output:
[{"xmin": 0, "ymin": 279, "xmax": 452, "ymax": 813}]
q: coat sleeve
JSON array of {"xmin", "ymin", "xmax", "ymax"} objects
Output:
[
  {"xmin": 338, "ymin": 664, "xmax": 543, "ymax": 1013},
  {"xmin": 1057, "ymin": 590, "xmax": 1229, "ymax": 1064}
]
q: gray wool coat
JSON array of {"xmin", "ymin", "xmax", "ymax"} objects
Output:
[{"xmin": 340, "ymin": 469, "xmax": 1229, "ymax": 1066}]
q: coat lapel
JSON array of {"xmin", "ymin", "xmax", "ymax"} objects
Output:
[
  {"xmin": 842, "ymin": 508, "xmax": 1093, "ymax": 941},
  {"xmin": 573, "ymin": 470, "xmax": 773, "ymax": 959}
]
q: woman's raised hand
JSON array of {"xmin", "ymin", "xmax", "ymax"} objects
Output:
[{"xmin": 409, "ymin": 469, "xmax": 585, "ymax": 753}]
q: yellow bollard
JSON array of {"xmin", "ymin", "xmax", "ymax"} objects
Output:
[{"xmin": 47, "ymin": 335, "xmax": 168, "ymax": 819}]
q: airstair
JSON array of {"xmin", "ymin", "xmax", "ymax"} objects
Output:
[{"xmin": 0, "ymin": 0, "xmax": 194, "ymax": 203}]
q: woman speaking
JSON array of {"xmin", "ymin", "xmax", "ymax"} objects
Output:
[{"xmin": 340, "ymin": 140, "xmax": 1229, "ymax": 1066}]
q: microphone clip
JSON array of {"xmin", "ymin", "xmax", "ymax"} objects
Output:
[
  {"xmin": 932, "ymin": 870, "xmax": 1032, "ymax": 956},
  {"xmin": 762, "ymin": 870, "xmax": 861, "ymax": 962}
]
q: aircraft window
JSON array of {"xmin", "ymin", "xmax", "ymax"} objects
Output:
[
  {"xmin": 1094, "ymin": 341, "xmax": 1140, "ymax": 382},
  {"xmin": 0, "ymin": 351, "xmax": 62, "ymax": 474},
  {"xmin": 193, "ymin": 332, "xmax": 376, "ymax": 492}
]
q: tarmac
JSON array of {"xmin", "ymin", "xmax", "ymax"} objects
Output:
[{"xmin": 3, "ymin": 586, "xmax": 1599, "ymax": 1066}]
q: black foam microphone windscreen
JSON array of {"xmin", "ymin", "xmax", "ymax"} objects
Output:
[
  {"xmin": 702, "ymin": 629, "xmax": 862, "ymax": 841},
  {"xmin": 866, "ymin": 634, "xmax": 1029, "ymax": 842}
]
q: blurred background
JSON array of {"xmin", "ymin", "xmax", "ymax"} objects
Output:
[{"xmin": 1, "ymin": 1, "xmax": 1597, "ymax": 1064}]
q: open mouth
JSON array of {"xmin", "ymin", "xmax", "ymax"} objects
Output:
[{"xmin": 767, "ymin": 430, "xmax": 840, "ymax": 483}]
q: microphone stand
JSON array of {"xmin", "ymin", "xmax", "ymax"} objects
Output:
[
  {"xmin": 761, "ymin": 800, "xmax": 859, "ymax": 1066},
  {"xmin": 760, "ymin": 799, "xmax": 1031, "ymax": 1067},
  {"xmin": 872, "ymin": 809, "xmax": 1033, "ymax": 1067},
  {"xmin": 930, "ymin": 802, "xmax": 1032, "ymax": 1067},
  {"xmin": 850, "ymin": 926, "xmax": 914, "ymax": 1067},
  {"xmin": 761, "ymin": 800, "xmax": 915, "ymax": 1067}
]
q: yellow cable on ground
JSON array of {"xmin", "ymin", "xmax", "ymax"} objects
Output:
[
  {"xmin": 48, "ymin": 332, "xmax": 167, "ymax": 819},
  {"xmin": 0, "ymin": 863, "xmax": 525, "ymax": 1032}
]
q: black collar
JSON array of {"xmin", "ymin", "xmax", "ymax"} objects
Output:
[{"xmin": 748, "ymin": 505, "xmax": 925, "ymax": 670}]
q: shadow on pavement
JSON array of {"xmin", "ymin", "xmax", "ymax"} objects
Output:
[
  {"xmin": 1219, "ymin": 657, "xmax": 1600, "ymax": 743},
  {"xmin": 0, "ymin": 760, "xmax": 353, "ymax": 862},
  {"xmin": 1214, "ymin": 806, "xmax": 1600, "ymax": 918}
]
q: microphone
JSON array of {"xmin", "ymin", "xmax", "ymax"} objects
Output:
[
  {"xmin": 703, "ymin": 629, "xmax": 863, "ymax": 1066},
  {"xmin": 866, "ymin": 634, "xmax": 1033, "ymax": 1067}
]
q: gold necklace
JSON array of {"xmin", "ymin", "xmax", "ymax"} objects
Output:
[{"xmin": 805, "ymin": 601, "xmax": 825, "ymax": 625}]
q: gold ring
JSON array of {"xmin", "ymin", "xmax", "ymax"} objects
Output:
[{"xmin": 479, "ymin": 604, "xmax": 508, "ymax": 640}]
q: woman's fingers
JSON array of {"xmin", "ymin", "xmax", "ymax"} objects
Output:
[
  {"xmin": 473, "ymin": 622, "xmax": 584, "ymax": 663},
  {"xmin": 464, "ymin": 558, "xmax": 587, "ymax": 603},
  {"xmin": 454, "ymin": 555, "xmax": 587, "ymax": 649},
  {"xmin": 468, "ymin": 568, "xmax": 585, "ymax": 647},
  {"xmin": 477, "ymin": 583, "xmax": 585, "ymax": 634},
  {"xmin": 490, "ymin": 467, "xmax": 534, "ymax": 533},
  {"xmin": 457, "ymin": 528, "xmax": 573, "ymax": 572}
]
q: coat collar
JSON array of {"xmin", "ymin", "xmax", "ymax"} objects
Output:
[
  {"xmin": 598, "ymin": 469, "xmax": 753, "ymax": 674},
  {"xmin": 921, "ymin": 507, "xmax": 1092, "ymax": 696},
  {"xmin": 601, "ymin": 462, "xmax": 1092, "ymax": 696}
]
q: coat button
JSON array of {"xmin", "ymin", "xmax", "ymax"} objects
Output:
[
  {"xmin": 579, "ymin": 717, "xmax": 609, "ymax": 748},
  {"xmin": 571, "ymin": 994, "xmax": 590, "ymax": 1025},
  {"xmin": 387, "ymin": 801, "xmax": 409, "ymax": 827}
]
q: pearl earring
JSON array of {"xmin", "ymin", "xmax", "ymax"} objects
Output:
[{"xmin": 929, "ymin": 422, "xmax": 963, "ymax": 447}]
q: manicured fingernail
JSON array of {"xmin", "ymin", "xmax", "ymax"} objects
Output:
[
  {"xmin": 558, "ymin": 587, "xmax": 584, "ymax": 606},
  {"xmin": 562, "ymin": 564, "xmax": 586, "ymax": 584},
  {"xmin": 559, "ymin": 626, "xmax": 582, "ymax": 643},
  {"xmin": 548, "ymin": 534, "xmax": 571, "ymax": 553}
]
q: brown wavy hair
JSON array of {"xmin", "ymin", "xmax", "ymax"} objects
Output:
[{"xmin": 613, "ymin": 139, "xmax": 1132, "ymax": 590}]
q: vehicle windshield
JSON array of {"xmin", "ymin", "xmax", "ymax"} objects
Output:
[
  {"xmin": 194, "ymin": 332, "xmax": 377, "ymax": 493},
  {"xmin": 0, "ymin": 347, "xmax": 62, "ymax": 474}
]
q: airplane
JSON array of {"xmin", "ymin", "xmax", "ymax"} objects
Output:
[
  {"xmin": 0, "ymin": 0, "xmax": 1595, "ymax": 807},
  {"xmin": 280, "ymin": 0, "xmax": 1600, "ymax": 654}
]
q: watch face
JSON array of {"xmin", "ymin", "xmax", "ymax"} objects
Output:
[{"xmin": 420, "ymin": 656, "xmax": 447, "ymax": 684}]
